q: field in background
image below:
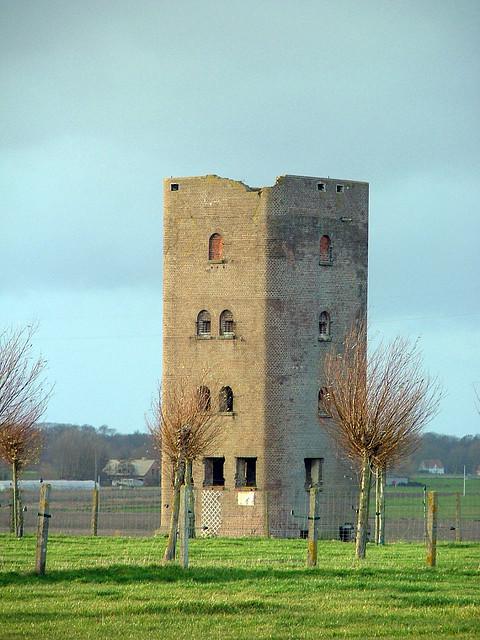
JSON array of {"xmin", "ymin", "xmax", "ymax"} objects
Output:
[
  {"xmin": 1, "ymin": 475, "xmax": 479, "ymax": 541},
  {"xmin": 388, "ymin": 475, "xmax": 480, "ymax": 493},
  {"xmin": 381, "ymin": 475, "xmax": 480, "ymax": 524},
  {"xmin": 0, "ymin": 536, "xmax": 478, "ymax": 639}
]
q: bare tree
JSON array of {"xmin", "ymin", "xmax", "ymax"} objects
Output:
[
  {"xmin": 147, "ymin": 374, "xmax": 222, "ymax": 562},
  {"xmin": 0, "ymin": 326, "xmax": 51, "ymax": 536},
  {"xmin": 0, "ymin": 421, "xmax": 43, "ymax": 536},
  {"xmin": 319, "ymin": 320, "xmax": 441, "ymax": 559}
]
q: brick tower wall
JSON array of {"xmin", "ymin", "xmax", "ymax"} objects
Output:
[
  {"xmin": 262, "ymin": 175, "xmax": 368, "ymax": 536},
  {"xmin": 161, "ymin": 175, "xmax": 270, "ymax": 535},
  {"xmin": 161, "ymin": 174, "xmax": 368, "ymax": 538}
]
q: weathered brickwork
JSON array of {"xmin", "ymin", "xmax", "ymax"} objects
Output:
[{"xmin": 161, "ymin": 174, "xmax": 368, "ymax": 537}]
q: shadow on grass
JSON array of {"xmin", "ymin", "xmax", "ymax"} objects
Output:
[
  {"xmin": 0, "ymin": 564, "xmax": 320, "ymax": 586},
  {"xmin": 0, "ymin": 562, "xmax": 467, "ymax": 588},
  {"xmin": 0, "ymin": 598, "xmax": 283, "ymax": 623}
]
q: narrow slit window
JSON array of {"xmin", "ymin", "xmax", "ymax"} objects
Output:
[
  {"xmin": 196, "ymin": 310, "xmax": 211, "ymax": 337},
  {"xmin": 209, "ymin": 233, "xmax": 223, "ymax": 260}
]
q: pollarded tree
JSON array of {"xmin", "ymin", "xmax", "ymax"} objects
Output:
[
  {"xmin": 319, "ymin": 320, "xmax": 441, "ymax": 559},
  {"xmin": 0, "ymin": 420, "xmax": 43, "ymax": 536},
  {"xmin": 0, "ymin": 326, "xmax": 51, "ymax": 536},
  {"xmin": 147, "ymin": 374, "xmax": 222, "ymax": 562}
]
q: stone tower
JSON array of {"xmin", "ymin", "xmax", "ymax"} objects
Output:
[{"xmin": 161, "ymin": 174, "xmax": 368, "ymax": 537}]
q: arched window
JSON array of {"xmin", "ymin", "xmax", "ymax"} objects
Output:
[
  {"xmin": 319, "ymin": 311, "xmax": 331, "ymax": 339},
  {"xmin": 219, "ymin": 386, "xmax": 234, "ymax": 412},
  {"xmin": 197, "ymin": 386, "xmax": 211, "ymax": 412},
  {"xmin": 196, "ymin": 310, "xmax": 211, "ymax": 336},
  {"xmin": 318, "ymin": 388, "xmax": 330, "ymax": 417},
  {"xmin": 319, "ymin": 235, "xmax": 332, "ymax": 263},
  {"xmin": 209, "ymin": 233, "xmax": 223, "ymax": 260},
  {"xmin": 219, "ymin": 309, "xmax": 235, "ymax": 336}
]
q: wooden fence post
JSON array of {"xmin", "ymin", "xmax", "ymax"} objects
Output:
[
  {"xmin": 455, "ymin": 492, "xmax": 462, "ymax": 543},
  {"xmin": 9, "ymin": 487, "xmax": 15, "ymax": 534},
  {"xmin": 179, "ymin": 484, "xmax": 189, "ymax": 568},
  {"xmin": 185, "ymin": 461, "xmax": 196, "ymax": 539},
  {"xmin": 16, "ymin": 492, "xmax": 24, "ymax": 538},
  {"xmin": 426, "ymin": 490, "xmax": 437, "ymax": 567},
  {"xmin": 378, "ymin": 467, "xmax": 385, "ymax": 545},
  {"xmin": 35, "ymin": 483, "xmax": 51, "ymax": 576},
  {"xmin": 306, "ymin": 485, "xmax": 320, "ymax": 567},
  {"xmin": 423, "ymin": 485, "xmax": 427, "ymax": 543},
  {"xmin": 91, "ymin": 485, "xmax": 99, "ymax": 536},
  {"xmin": 19, "ymin": 505, "xmax": 26, "ymax": 538}
]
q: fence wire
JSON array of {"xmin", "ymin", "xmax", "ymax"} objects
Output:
[{"xmin": 0, "ymin": 486, "xmax": 478, "ymax": 542}]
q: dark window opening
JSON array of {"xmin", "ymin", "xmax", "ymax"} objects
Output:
[
  {"xmin": 319, "ymin": 311, "xmax": 331, "ymax": 339},
  {"xmin": 204, "ymin": 457, "xmax": 225, "ymax": 486},
  {"xmin": 236, "ymin": 457, "xmax": 257, "ymax": 488},
  {"xmin": 319, "ymin": 235, "xmax": 332, "ymax": 263},
  {"xmin": 220, "ymin": 309, "xmax": 235, "ymax": 336},
  {"xmin": 219, "ymin": 386, "xmax": 234, "ymax": 412},
  {"xmin": 197, "ymin": 385, "xmax": 211, "ymax": 412},
  {"xmin": 305, "ymin": 458, "xmax": 323, "ymax": 489},
  {"xmin": 317, "ymin": 183, "xmax": 326, "ymax": 192},
  {"xmin": 170, "ymin": 183, "xmax": 179, "ymax": 191},
  {"xmin": 336, "ymin": 184, "xmax": 344, "ymax": 193},
  {"xmin": 209, "ymin": 233, "xmax": 223, "ymax": 260},
  {"xmin": 196, "ymin": 310, "xmax": 211, "ymax": 336},
  {"xmin": 318, "ymin": 387, "xmax": 330, "ymax": 416}
]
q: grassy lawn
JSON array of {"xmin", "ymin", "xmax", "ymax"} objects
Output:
[
  {"xmin": 385, "ymin": 475, "xmax": 480, "ymax": 495},
  {"xmin": 0, "ymin": 536, "xmax": 478, "ymax": 639},
  {"xmin": 381, "ymin": 476, "xmax": 480, "ymax": 521}
]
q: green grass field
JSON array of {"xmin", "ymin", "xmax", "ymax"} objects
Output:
[
  {"xmin": 386, "ymin": 475, "xmax": 480, "ymax": 494},
  {"xmin": 381, "ymin": 476, "xmax": 480, "ymax": 521},
  {"xmin": 0, "ymin": 536, "xmax": 478, "ymax": 639}
]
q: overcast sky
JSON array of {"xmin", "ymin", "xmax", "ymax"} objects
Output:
[{"xmin": 1, "ymin": 0, "xmax": 479, "ymax": 436}]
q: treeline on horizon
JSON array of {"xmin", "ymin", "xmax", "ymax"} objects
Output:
[
  {"xmin": 401, "ymin": 431, "xmax": 480, "ymax": 476},
  {"xmin": 0, "ymin": 423, "xmax": 153, "ymax": 482},
  {"xmin": 0, "ymin": 424, "xmax": 478, "ymax": 482}
]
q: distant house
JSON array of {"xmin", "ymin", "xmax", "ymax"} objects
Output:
[
  {"xmin": 103, "ymin": 458, "xmax": 160, "ymax": 486},
  {"xmin": 418, "ymin": 460, "xmax": 445, "ymax": 475}
]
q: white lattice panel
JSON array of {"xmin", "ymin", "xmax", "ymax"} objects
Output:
[{"xmin": 201, "ymin": 490, "xmax": 222, "ymax": 537}]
